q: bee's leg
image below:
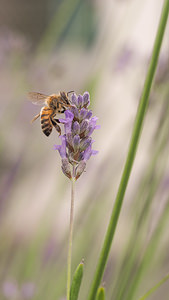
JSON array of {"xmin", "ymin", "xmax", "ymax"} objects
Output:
[
  {"xmin": 31, "ymin": 113, "xmax": 40, "ymax": 123},
  {"xmin": 51, "ymin": 118, "xmax": 61, "ymax": 135},
  {"xmin": 54, "ymin": 118, "xmax": 60, "ymax": 123}
]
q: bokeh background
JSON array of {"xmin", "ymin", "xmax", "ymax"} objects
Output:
[{"xmin": 0, "ymin": 0, "xmax": 169, "ymax": 299}]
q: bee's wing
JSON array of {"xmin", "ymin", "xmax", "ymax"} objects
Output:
[{"xmin": 28, "ymin": 92, "xmax": 48, "ymax": 105}]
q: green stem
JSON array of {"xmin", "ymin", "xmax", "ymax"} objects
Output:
[
  {"xmin": 87, "ymin": 1, "xmax": 169, "ymax": 300},
  {"xmin": 67, "ymin": 176, "xmax": 76, "ymax": 300},
  {"xmin": 138, "ymin": 272, "xmax": 169, "ymax": 300}
]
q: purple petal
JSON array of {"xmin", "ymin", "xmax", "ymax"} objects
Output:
[
  {"xmin": 85, "ymin": 117, "xmax": 100, "ymax": 136},
  {"xmin": 86, "ymin": 110, "xmax": 92, "ymax": 119},
  {"xmin": 54, "ymin": 135, "xmax": 67, "ymax": 158},
  {"xmin": 82, "ymin": 145, "xmax": 98, "ymax": 161},
  {"xmin": 91, "ymin": 150, "xmax": 99, "ymax": 155},
  {"xmin": 66, "ymin": 121, "xmax": 73, "ymax": 134},
  {"xmin": 59, "ymin": 110, "xmax": 74, "ymax": 134},
  {"xmin": 65, "ymin": 110, "xmax": 74, "ymax": 120},
  {"xmin": 90, "ymin": 116, "xmax": 98, "ymax": 123},
  {"xmin": 82, "ymin": 145, "xmax": 92, "ymax": 160},
  {"xmin": 59, "ymin": 111, "xmax": 74, "ymax": 133},
  {"xmin": 59, "ymin": 118, "xmax": 66, "ymax": 124},
  {"xmin": 59, "ymin": 111, "xmax": 74, "ymax": 124}
]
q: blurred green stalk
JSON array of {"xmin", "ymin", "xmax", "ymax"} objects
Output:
[
  {"xmin": 125, "ymin": 199, "xmax": 169, "ymax": 300},
  {"xmin": 87, "ymin": 1, "xmax": 169, "ymax": 299},
  {"xmin": 138, "ymin": 272, "xmax": 169, "ymax": 300},
  {"xmin": 37, "ymin": 0, "xmax": 82, "ymax": 53},
  {"xmin": 113, "ymin": 109, "xmax": 169, "ymax": 300}
]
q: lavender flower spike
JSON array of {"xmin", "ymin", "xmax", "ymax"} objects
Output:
[{"xmin": 54, "ymin": 92, "xmax": 99, "ymax": 180}]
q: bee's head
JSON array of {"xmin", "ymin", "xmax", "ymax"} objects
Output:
[{"xmin": 60, "ymin": 91, "xmax": 74, "ymax": 106}]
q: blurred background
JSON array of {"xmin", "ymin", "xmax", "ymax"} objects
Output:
[{"xmin": 0, "ymin": 0, "xmax": 169, "ymax": 299}]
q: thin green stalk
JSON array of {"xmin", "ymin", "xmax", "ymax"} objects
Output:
[
  {"xmin": 138, "ymin": 273, "xmax": 169, "ymax": 300},
  {"xmin": 67, "ymin": 176, "xmax": 76, "ymax": 300},
  {"xmin": 87, "ymin": 1, "xmax": 169, "ymax": 299}
]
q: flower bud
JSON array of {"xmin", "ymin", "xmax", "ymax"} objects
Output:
[
  {"xmin": 71, "ymin": 93, "xmax": 78, "ymax": 106},
  {"xmin": 83, "ymin": 92, "xmax": 90, "ymax": 107},
  {"xmin": 73, "ymin": 135, "xmax": 80, "ymax": 151},
  {"xmin": 72, "ymin": 121, "xmax": 80, "ymax": 135},
  {"xmin": 80, "ymin": 137, "xmax": 92, "ymax": 151},
  {"xmin": 80, "ymin": 120, "xmax": 89, "ymax": 134},
  {"xmin": 61, "ymin": 158, "xmax": 72, "ymax": 179},
  {"xmin": 75, "ymin": 161, "xmax": 86, "ymax": 180},
  {"xmin": 77, "ymin": 95, "xmax": 83, "ymax": 108},
  {"xmin": 79, "ymin": 108, "xmax": 87, "ymax": 121}
]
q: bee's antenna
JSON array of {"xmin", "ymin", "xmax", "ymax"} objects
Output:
[{"xmin": 67, "ymin": 90, "xmax": 74, "ymax": 95}]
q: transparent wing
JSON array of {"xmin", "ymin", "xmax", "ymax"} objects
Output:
[{"xmin": 28, "ymin": 92, "xmax": 48, "ymax": 105}]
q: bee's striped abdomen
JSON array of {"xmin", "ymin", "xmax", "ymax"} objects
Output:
[{"xmin": 40, "ymin": 107, "xmax": 53, "ymax": 136}]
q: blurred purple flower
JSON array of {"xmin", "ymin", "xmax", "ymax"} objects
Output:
[
  {"xmin": 54, "ymin": 92, "xmax": 99, "ymax": 180},
  {"xmin": 21, "ymin": 282, "xmax": 35, "ymax": 299},
  {"xmin": 115, "ymin": 46, "xmax": 134, "ymax": 72},
  {"xmin": 3, "ymin": 281, "xmax": 18, "ymax": 299},
  {"xmin": 2, "ymin": 280, "xmax": 35, "ymax": 300},
  {"xmin": 0, "ymin": 29, "xmax": 30, "ymax": 66}
]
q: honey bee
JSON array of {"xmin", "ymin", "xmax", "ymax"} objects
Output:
[{"xmin": 28, "ymin": 91, "xmax": 73, "ymax": 136}]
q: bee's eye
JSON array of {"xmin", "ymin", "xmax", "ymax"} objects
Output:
[{"xmin": 52, "ymin": 101, "xmax": 56, "ymax": 109}]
